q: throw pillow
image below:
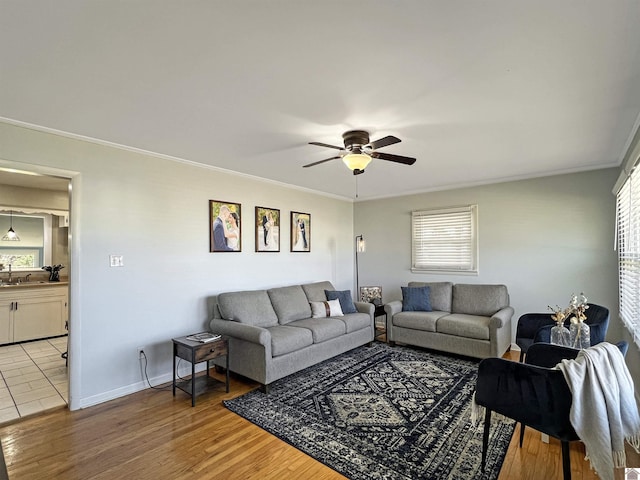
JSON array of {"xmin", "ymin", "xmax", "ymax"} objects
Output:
[
  {"xmin": 310, "ymin": 299, "xmax": 344, "ymax": 318},
  {"xmin": 325, "ymin": 290, "xmax": 357, "ymax": 314},
  {"xmin": 401, "ymin": 286, "xmax": 432, "ymax": 312}
]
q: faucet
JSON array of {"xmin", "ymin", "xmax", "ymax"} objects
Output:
[
  {"xmin": 25, "ymin": 274, "xmax": 31, "ymax": 283},
  {"xmin": 7, "ymin": 265, "xmax": 12, "ymax": 284}
]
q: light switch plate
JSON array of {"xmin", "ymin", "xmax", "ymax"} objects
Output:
[{"xmin": 109, "ymin": 255, "xmax": 124, "ymax": 267}]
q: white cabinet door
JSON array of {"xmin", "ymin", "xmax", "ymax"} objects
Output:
[
  {"xmin": 13, "ymin": 295, "xmax": 66, "ymax": 342},
  {"xmin": 0, "ymin": 299, "xmax": 13, "ymax": 345}
]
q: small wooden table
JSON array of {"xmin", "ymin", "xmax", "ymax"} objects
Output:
[
  {"xmin": 374, "ymin": 304, "xmax": 387, "ymax": 341},
  {"xmin": 172, "ymin": 335, "xmax": 229, "ymax": 406}
]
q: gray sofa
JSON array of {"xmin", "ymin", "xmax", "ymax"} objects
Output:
[
  {"xmin": 209, "ymin": 281, "xmax": 374, "ymax": 392},
  {"xmin": 384, "ymin": 282, "xmax": 513, "ymax": 359}
]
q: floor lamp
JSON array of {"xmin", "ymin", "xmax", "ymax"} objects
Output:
[{"xmin": 355, "ymin": 234, "xmax": 365, "ymax": 300}]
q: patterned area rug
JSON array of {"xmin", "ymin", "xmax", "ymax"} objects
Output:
[{"xmin": 224, "ymin": 343, "xmax": 514, "ymax": 479}]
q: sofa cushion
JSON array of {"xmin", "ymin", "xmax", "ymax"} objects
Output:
[
  {"xmin": 401, "ymin": 286, "xmax": 432, "ymax": 312},
  {"xmin": 268, "ymin": 285, "xmax": 312, "ymax": 324},
  {"xmin": 436, "ymin": 313, "xmax": 490, "ymax": 340},
  {"xmin": 325, "ymin": 290, "xmax": 357, "ymax": 314},
  {"xmin": 301, "ymin": 281, "xmax": 335, "ymax": 302},
  {"xmin": 268, "ymin": 325, "xmax": 314, "ymax": 356},
  {"xmin": 408, "ymin": 281, "xmax": 453, "ymax": 312},
  {"xmin": 452, "ymin": 284, "xmax": 509, "ymax": 316},
  {"xmin": 392, "ymin": 311, "xmax": 448, "ymax": 332},
  {"xmin": 310, "ymin": 299, "xmax": 344, "ymax": 318},
  {"xmin": 338, "ymin": 312, "xmax": 372, "ymax": 333},
  {"xmin": 287, "ymin": 317, "xmax": 346, "ymax": 343},
  {"xmin": 217, "ymin": 290, "xmax": 278, "ymax": 327}
]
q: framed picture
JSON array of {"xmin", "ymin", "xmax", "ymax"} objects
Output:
[
  {"xmin": 209, "ymin": 200, "xmax": 241, "ymax": 252},
  {"xmin": 255, "ymin": 206, "xmax": 280, "ymax": 252},
  {"xmin": 290, "ymin": 211, "xmax": 310, "ymax": 252},
  {"xmin": 360, "ymin": 286, "xmax": 383, "ymax": 305}
]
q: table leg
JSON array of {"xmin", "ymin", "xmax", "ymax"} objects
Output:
[
  {"xmin": 225, "ymin": 350, "xmax": 230, "ymax": 393},
  {"xmin": 191, "ymin": 354, "xmax": 196, "ymax": 407},
  {"xmin": 172, "ymin": 344, "xmax": 176, "ymax": 396}
]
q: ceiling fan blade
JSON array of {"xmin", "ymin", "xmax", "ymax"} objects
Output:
[
  {"xmin": 309, "ymin": 141, "xmax": 344, "ymax": 151},
  {"xmin": 303, "ymin": 156, "xmax": 342, "ymax": 168},
  {"xmin": 368, "ymin": 135, "xmax": 401, "ymax": 150},
  {"xmin": 371, "ymin": 151, "xmax": 416, "ymax": 165}
]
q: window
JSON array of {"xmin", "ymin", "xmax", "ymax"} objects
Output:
[
  {"xmin": 411, "ymin": 205, "xmax": 478, "ymax": 274},
  {"xmin": 616, "ymin": 163, "xmax": 640, "ymax": 346},
  {"xmin": 0, "ymin": 214, "xmax": 45, "ymax": 271}
]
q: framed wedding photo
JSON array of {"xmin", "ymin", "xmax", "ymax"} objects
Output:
[
  {"xmin": 255, "ymin": 206, "xmax": 280, "ymax": 252},
  {"xmin": 290, "ymin": 211, "xmax": 310, "ymax": 252},
  {"xmin": 209, "ymin": 200, "xmax": 241, "ymax": 252}
]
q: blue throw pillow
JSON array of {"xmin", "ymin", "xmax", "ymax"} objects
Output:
[
  {"xmin": 325, "ymin": 290, "xmax": 357, "ymax": 314},
  {"xmin": 401, "ymin": 286, "xmax": 432, "ymax": 312}
]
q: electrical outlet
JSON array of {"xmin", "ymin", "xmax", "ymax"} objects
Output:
[{"xmin": 137, "ymin": 346, "xmax": 145, "ymax": 358}]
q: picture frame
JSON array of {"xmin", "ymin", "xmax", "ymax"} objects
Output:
[
  {"xmin": 255, "ymin": 206, "xmax": 280, "ymax": 252},
  {"xmin": 360, "ymin": 286, "xmax": 383, "ymax": 305},
  {"xmin": 209, "ymin": 200, "xmax": 241, "ymax": 252},
  {"xmin": 290, "ymin": 211, "xmax": 310, "ymax": 252}
]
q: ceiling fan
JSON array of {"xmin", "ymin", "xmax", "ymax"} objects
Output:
[{"xmin": 304, "ymin": 130, "xmax": 416, "ymax": 175}]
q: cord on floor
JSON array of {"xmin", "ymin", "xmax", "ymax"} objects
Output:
[{"xmin": 140, "ymin": 350, "xmax": 172, "ymax": 390}]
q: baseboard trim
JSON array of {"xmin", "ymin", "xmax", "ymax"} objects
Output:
[{"xmin": 77, "ymin": 363, "xmax": 207, "ymax": 409}]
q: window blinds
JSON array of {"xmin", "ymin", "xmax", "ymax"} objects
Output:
[
  {"xmin": 411, "ymin": 205, "xmax": 477, "ymax": 274},
  {"xmin": 617, "ymin": 166, "xmax": 640, "ymax": 345}
]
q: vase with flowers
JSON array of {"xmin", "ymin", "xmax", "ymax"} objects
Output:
[
  {"xmin": 547, "ymin": 304, "xmax": 571, "ymax": 346},
  {"xmin": 568, "ymin": 293, "xmax": 590, "ymax": 349},
  {"xmin": 548, "ymin": 293, "xmax": 590, "ymax": 349}
]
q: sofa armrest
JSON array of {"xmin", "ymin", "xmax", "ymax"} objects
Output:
[
  {"xmin": 209, "ymin": 319, "xmax": 271, "ymax": 346},
  {"xmin": 355, "ymin": 301, "xmax": 374, "ymax": 317},
  {"xmin": 384, "ymin": 300, "xmax": 402, "ymax": 317},
  {"xmin": 490, "ymin": 306, "xmax": 514, "ymax": 329}
]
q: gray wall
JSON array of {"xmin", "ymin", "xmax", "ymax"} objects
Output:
[
  {"xmin": 355, "ymin": 168, "xmax": 629, "ymax": 364},
  {"xmin": 0, "ymin": 121, "xmax": 355, "ymax": 409}
]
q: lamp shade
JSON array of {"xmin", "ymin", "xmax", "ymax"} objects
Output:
[
  {"xmin": 356, "ymin": 235, "xmax": 366, "ymax": 252},
  {"xmin": 1, "ymin": 211, "xmax": 20, "ymax": 241},
  {"xmin": 343, "ymin": 153, "xmax": 372, "ymax": 171}
]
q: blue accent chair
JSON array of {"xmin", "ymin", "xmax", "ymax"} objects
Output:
[
  {"xmin": 515, "ymin": 303, "xmax": 610, "ymax": 361},
  {"xmin": 475, "ymin": 341, "xmax": 628, "ymax": 480}
]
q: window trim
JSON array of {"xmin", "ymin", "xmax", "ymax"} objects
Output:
[{"xmin": 411, "ymin": 204, "xmax": 478, "ymax": 275}]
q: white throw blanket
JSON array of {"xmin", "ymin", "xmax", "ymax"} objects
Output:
[{"xmin": 556, "ymin": 342, "xmax": 640, "ymax": 480}]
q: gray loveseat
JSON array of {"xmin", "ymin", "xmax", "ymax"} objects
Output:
[
  {"xmin": 384, "ymin": 282, "xmax": 513, "ymax": 359},
  {"xmin": 209, "ymin": 281, "xmax": 374, "ymax": 392}
]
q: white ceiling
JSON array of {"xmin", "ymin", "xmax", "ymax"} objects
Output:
[{"xmin": 1, "ymin": 1, "xmax": 639, "ymax": 200}]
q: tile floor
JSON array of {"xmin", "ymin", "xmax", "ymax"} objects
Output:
[{"xmin": 0, "ymin": 336, "xmax": 68, "ymax": 424}]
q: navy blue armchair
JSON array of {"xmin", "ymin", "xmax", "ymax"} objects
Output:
[
  {"xmin": 475, "ymin": 341, "xmax": 628, "ymax": 480},
  {"xmin": 515, "ymin": 303, "xmax": 610, "ymax": 361}
]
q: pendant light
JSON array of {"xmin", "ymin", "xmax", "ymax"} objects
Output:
[{"xmin": 2, "ymin": 211, "xmax": 20, "ymax": 241}]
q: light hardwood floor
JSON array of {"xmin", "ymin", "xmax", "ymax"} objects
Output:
[{"xmin": 0, "ymin": 348, "xmax": 637, "ymax": 479}]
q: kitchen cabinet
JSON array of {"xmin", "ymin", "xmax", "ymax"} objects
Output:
[{"xmin": 0, "ymin": 285, "xmax": 68, "ymax": 344}]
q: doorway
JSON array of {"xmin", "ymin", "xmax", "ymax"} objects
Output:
[{"xmin": 0, "ymin": 168, "xmax": 71, "ymax": 422}]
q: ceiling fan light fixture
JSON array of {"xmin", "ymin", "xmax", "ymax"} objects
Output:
[{"xmin": 342, "ymin": 153, "xmax": 372, "ymax": 171}]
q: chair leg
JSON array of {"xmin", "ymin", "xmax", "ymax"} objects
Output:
[
  {"xmin": 519, "ymin": 422, "xmax": 525, "ymax": 447},
  {"xmin": 519, "ymin": 350, "xmax": 525, "ymax": 362},
  {"xmin": 561, "ymin": 441, "xmax": 571, "ymax": 480},
  {"xmin": 481, "ymin": 409, "xmax": 492, "ymax": 472}
]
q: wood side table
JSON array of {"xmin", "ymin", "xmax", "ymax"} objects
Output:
[
  {"xmin": 374, "ymin": 304, "xmax": 387, "ymax": 341},
  {"xmin": 172, "ymin": 335, "xmax": 229, "ymax": 407}
]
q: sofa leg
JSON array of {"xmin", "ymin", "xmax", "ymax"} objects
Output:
[
  {"xmin": 388, "ymin": 341, "xmax": 396, "ymax": 347},
  {"xmin": 260, "ymin": 383, "xmax": 270, "ymax": 394}
]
